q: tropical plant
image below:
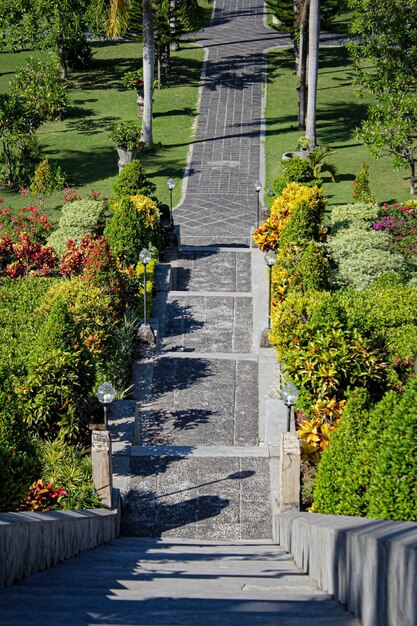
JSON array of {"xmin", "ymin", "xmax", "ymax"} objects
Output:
[
  {"xmin": 10, "ymin": 57, "xmax": 68, "ymax": 120},
  {"xmin": 306, "ymin": 146, "xmax": 338, "ymax": 181},
  {"xmin": 47, "ymin": 198, "xmax": 107, "ymax": 256},
  {"xmin": 109, "ymin": 121, "xmax": 143, "ymax": 151},
  {"xmin": 18, "ymin": 479, "xmax": 67, "ymax": 511}
]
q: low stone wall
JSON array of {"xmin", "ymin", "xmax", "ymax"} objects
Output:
[
  {"xmin": 275, "ymin": 511, "xmax": 417, "ymax": 626},
  {"xmin": 0, "ymin": 500, "xmax": 120, "ymax": 586}
]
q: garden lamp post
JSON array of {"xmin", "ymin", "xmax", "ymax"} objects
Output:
[
  {"xmin": 264, "ymin": 250, "xmax": 276, "ymax": 330},
  {"xmin": 139, "ymin": 248, "xmax": 152, "ymax": 326},
  {"xmin": 97, "ymin": 381, "xmax": 115, "ymax": 430},
  {"xmin": 281, "ymin": 383, "xmax": 299, "ymax": 432},
  {"xmin": 255, "ymin": 180, "xmax": 261, "ymax": 228},
  {"xmin": 167, "ymin": 178, "xmax": 175, "ymax": 225}
]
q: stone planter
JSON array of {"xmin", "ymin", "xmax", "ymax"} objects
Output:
[
  {"xmin": 116, "ymin": 148, "xmax": 138, "ymax": 173},
  {"xmin": 136, "ymin": 90, "xmax": 144, "ymax": 119},
  {"xmin": 282, "ymin": 150, "xmax": 309, "ymax": 161}
]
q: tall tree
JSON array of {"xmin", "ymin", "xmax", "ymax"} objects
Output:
[
  {"xmin": 0, "ymin": 0, "xmax": 90, "ymax": 78},
  {"xmin": 348, "ymin": 0, "xmax": 417, "ymax": 194},
  {"xmin": 305, "ymin": 0, "xmax": 320, "ymax": 147},
  {"xmin": 142, "ymin": 0, "xmax": 154, "ymax": 145}
]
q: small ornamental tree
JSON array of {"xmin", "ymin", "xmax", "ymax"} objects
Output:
[{"xmin": 0, "ymin": 95, "xmax": 43, "ymax": 187}]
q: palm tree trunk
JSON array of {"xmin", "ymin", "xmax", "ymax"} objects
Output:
[
  {"xmin": 305, "ymin": 0, "xmax": 320, "ymax": 148},
  {"xmin": 142, "ymin": 0, "xmax": 154, "ymax": 145},
  {"xmin": 298, "ymin": 12, "xmax": 308, "ymax": 130}
]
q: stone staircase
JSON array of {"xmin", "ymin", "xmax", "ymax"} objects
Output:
[
  {"xmin": 116, "ymin": 246, "xmax": 274, "ymax": 541},
  {"xmin": 0, "ymin": 538, "xmax": 361, "ymax": 625}
]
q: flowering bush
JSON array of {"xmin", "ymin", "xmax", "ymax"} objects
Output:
[
  {"xmin": 373, "ymin": 201, "xmax": 417, "ymax": 260},
  {"xmin": 0, "ymin": 205, "xmax": 52, "ymax": 243}
]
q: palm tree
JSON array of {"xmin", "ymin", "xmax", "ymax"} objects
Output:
[{"xmin": 305, "ymin": 0, "xmax": 320, "ymax": 147}]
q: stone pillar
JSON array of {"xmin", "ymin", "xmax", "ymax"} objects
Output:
[
  {"xmin": 279, "ymin": 432, "xmax": 301, "ymax": 512},
  {"xmin": 92, "ymin": 430, "xmax": 113, "ymax": 508}
]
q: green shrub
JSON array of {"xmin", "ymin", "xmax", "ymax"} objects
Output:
[
  {"xmin": 272, "ymin": 157, "xmax": 321, "ymax": 195},
  {"xmin": 330, "ymin": 202, "xmax": 380, "ymax": 232},
  {"xmin": 280, "ymin": 200, "xmax": 322, "ymax": 246},
  {"xmin": 352, "ymin": 162, "xmax": 376, "ymax": 203},
  {"xmin": 366, "ymin": 377, "xmax": 417, "ymax": 521},
  {"xmin": 328, "ymin": 223, "xmax": 408, "ymax": 289},
  {"xmin": 0, "ymin": 392, "xmax": 41, "ymax": 512},
  {"xmin": 313, "ymin": 388, "xmax": 371, "ymax": 516},
  {"xmin": 37, "ymin": 440, "xmax": 102, "ymax": 510},
  {"xmin": 47, "ymin": 199, "xmax": 107, "ymax": 257},
  {"xmin": 112, "ymin": 160, "xmax": 156, "ymax": 198},
  {"xmin": 105, "ymin": 195, "xmax": 160, "ymax": 266},
  {"xmin": 10, "ymin": 57, "xmax": 68, "ymax": 120}
]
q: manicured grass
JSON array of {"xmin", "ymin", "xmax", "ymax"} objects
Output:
[
  {"xmin": 0, "ymin": 39, "xmax": 204, "ymax": 217},
  {"xmin": 264, "ymin": 47, "xmax": 413, "ymax": 209}
]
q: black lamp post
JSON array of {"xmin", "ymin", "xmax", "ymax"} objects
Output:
[
  {"xmin": 255, "ymin": 180, "xmax": 261, "ymax": 228},
  {"xmin": 264, "ymin": 250, "xmax": 276, "ymax": 329},
  {"xmin": 281, "ymin": 383, "xmax": 299, "ymax": 431},
  {"xmin": 139, "ymin": 248, "xmax": 152, "ymax": 326},
  {"xmin": 97, "ymin": 381, "xmax": 115, "ymax": 430},
  {"xmin": 167, "ymin": 178, "xmax": 175, "ymax": 225}
]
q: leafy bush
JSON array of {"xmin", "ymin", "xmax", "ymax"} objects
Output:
[
  {"xmin": 0, "ymin": 232, "xmax": 57, "ymax": 278},
  {"xmin": 366, "ymin": 377, "xmax": 417, "ymax": 520},
  {"xmin": 373, "ymin": 201, "xmax": 417, "ymax": 261},
  {"xmin": 328, "ymin": 205, "xmax": 409, "ymax": 289},
  {"xmin": 47, "ymin": 199, "xmax": 107, "ymax": 257},
  {"xmin": 39, "ymin": 277, "xmax": 116, "ymax": 362},
  {"xmin": 352, "ymin": 161, "xmax": 376, "ymax": 203},
  {"xmin": 29, "ymin": 158, "xmax": 66, "ymax": 205},
  {"xmin": 109, "ymin": 121, "xmax": 142, "ymax": 151},
  {"xmin": 279, "ymin": 201, "xmax": 322, "ymax": 246},
  {"xmin": 10, "ymin": 57, "xmax": 68, "ymax": 120},
  {"xmin": 36, "ymin": 439, "xmax": 102, "ymax": 510},
  {"xmin": 273, "ymin": 157, "xmax": 321, "ymax": 195},
  {"xmin": 330, "ymin": 201, "xmax": 380, "ymax": 232},
  {"xmin": 313, "ymin": 389, "xmax": 372, "ymax": 516},
  {"xmin": 105, "ymin": 195, "xmax": 160, "ymax": 266},
  {"xmin": 0, "ymin": 392, "xmax": 41, "ymax": 512},
  {"xmin": 253, "ymin": 183, "xmax": 326, "ymax": 250},
  {"xmin": 18, "ymin": 479, "xmax": 67, "ymax": 511},
  {"xmin": 112, "ymin": 160, "xmax": 156, "ymax": 198}
]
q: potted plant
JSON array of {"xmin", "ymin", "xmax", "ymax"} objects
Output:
[
  {"xmin": 298, "ymin": 136, "xmax": 311, "ymax": 152},
  {"xmin": 109, "ymin": 121, "xmax": 144, "ymax": 172},
  {"xmin": 121, "ymin": 69, "xmax": 157, "ymax": 118}
]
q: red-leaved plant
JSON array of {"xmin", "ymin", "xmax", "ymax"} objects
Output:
[{"xmin": 18, "ymin": 479, "xmax": 67, "ymax": 512}]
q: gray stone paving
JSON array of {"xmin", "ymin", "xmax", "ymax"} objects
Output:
[
  {"xmin": 163, "ymin": 294, "xmax": 253, "ymax": 353},
  {"xmin": 121, "ymin": 0, "xmax": 281, "ymax": 541},
  {"xmin": 174, "ymin": 0, "xmax": 291, "ymax": 246},
  {"xmin": 123, "ymin": 457, "xmax": 271, "ymax": 539},
  {"xmin": 172, "ymin": 250, "xmax": 251, "ymax": 292},
  {"xmin": 138, "ymin": 358, "xmax": 258, "ymax": 447}
]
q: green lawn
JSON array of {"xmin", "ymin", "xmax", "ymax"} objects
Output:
[
  {"xmin": 0, "ymin": 39, "xmax": 204, "ymax": 217},
  {"xmin": 264, "ymin": 47, "xmax": 413, "ymax": 209}
]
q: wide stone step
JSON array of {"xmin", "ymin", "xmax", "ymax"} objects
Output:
[
  {"xmin": 138, "ymin": 356, "xmax": 258, "ymax": 447},
  {"xmin": 162, "ymin": 294, "xmax": 253, "ymax": 353},
  {"xmin": 0, "ymin": 539, "xmax": 361, "ymax": 626},
  {"xmin": 172, "ymin": 249, "xmax": 251, "ymax": 293},
  {"xmin": 122, "ymin": 455, "xmax": 272, "ymax": 540}
]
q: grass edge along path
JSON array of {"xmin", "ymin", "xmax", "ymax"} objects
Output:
[
  {"xmin": 264, "ymin": 46, "xmax": 413, "ymax": 208},
  {"xmin": 0, "ymin": 40, "xmax": 205, "ymax": 216}
]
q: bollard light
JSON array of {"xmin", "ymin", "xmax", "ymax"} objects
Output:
[
  {"xmin": 167, "ymin": 178, "xmax": 175, "ymax": 225},
  {"xmin": 97, "ymin": 381, "xmax": 115, "ymax": 430},
  {"xmin": 139, "ymin": 248, "xmax": 152, "ymax": 326},
  {"xmin": 264, "ymin": 250, "xmax": 276, "ymax": 330},
  {"xmin": 255, "ymin": 180, "xmax": 261, "ymax": 228},
  {"xmin": 281, "ymin": 383, "xmax": 299, "ymax": 432}
]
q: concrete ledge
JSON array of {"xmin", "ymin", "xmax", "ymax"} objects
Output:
[
  {"xmin": 0, "ymin": 502, "xmax": 120, "ymax": 586},
  {"xmin": 275, "ymin": 511, "xmax": 417, "ymax": 626}
]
